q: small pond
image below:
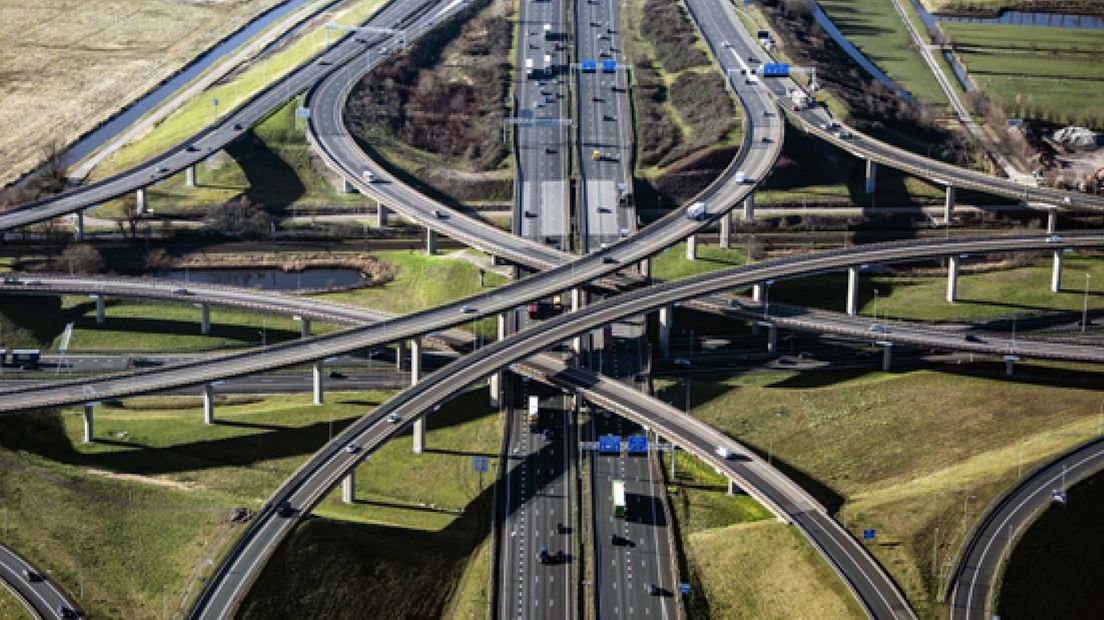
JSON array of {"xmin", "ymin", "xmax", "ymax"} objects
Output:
[{"xmin": 159, "ymin": 268, "xmax": 364, "ymax": 290}]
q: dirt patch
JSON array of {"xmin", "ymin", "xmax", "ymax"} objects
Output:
[{"xmin": 83, "ymin": 466, "xmax": 202, "ymax": 492}]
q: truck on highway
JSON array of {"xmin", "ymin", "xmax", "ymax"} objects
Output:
[
  {"xmin": 789, "ymin": 88, "xmax": 810, "ymax": 110},
  {"xmin": 8, "ymin": 349, "xmax": 40, "ymax": 369},
  {"xmin": 685, "ymin": 202, "xmax": 706, "ymax": 220},
  {"xmin": 362, "ymin": 169, "xmax": 377, "ymax": 183},
  {"xmin": 525, "ymin": 58, "xmax": 535, "ymax": 79},
  {"xmin": 734, "ymin": 171, "xmax": 746, "ymax": 184},
  {"xmin": 612, "ymin": 480, "xmax": 626, "ymax": 518},
  {"xmin": 528, "ymin": 395, "xmax": 540, "ymax": 430},
  {"xmin": 715, "ymin": 445, "xmax": 734, "ymax": 459},
  {"xmin": 543, "ymin": 23, "xmax": 553, "ymax": 40}
]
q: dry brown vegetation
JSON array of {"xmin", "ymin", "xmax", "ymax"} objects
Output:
[
  {"xmin": 921, "ymin": 0, "xmax": 1104, "ymax": 16},
  {"xmin": 0, "ymin": 0, "xmax": 284, "ymax": 188}
]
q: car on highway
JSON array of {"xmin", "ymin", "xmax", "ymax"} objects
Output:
[
  {"xmin": 233, "ymin": 123, "xmax": 243, "ymax": 131},
  {"xmin": 172, "ymin": 287, "xmax": 190, "ymax": 295},
  {"xmin": 432, "ymin": 209, "xmax": 445, "ymax": 219},
  {"xmin": 345, "ymin": 443, "xmax": 360, "ymax": 454},
  {"xmin": 1047, "ymin": 234, "xmax": 1062, "ymax": 243},
  {"xmin": 544, "ymin": 147, "xmax": 557, "ymax": 154},
  {"xmin": 603, "ymin": 256, "xmax": 618, "ymax": 264},
  {"xmin": 22, "ymin": 569, "xmax": 42, "ymax": 582},
  {"xmin": 24, "ymin": 279, "xmax": 41, "ymax": 286},
  {"xmin": 460, "ymin": 305, "xmax": 476, "ymax": 313},
  {"xmin": 2, "ymin": 276, "xmax": 20, "ymax": 285},
  {"xmin": 557, "ymin": 522, "xmax": 568, "ymax": 534},
  {"xmin": 186, "ymin": 144, "xmax": 200, "ymax": 152},
  {"xmin": 591, "ymin": 149, "xmax": 602, "ymax": 161},
  {"xmin": 58, "ymin": 605, "xmax": 80, "ymax": 619},
  {"xmin": 716, "ymin": 445, "xmax": 734, "ymax": 459},
  {"xmin": 328, "ymin": 370, "xmax": 346, "ymax": 379},
  {"xmin": 868, "ymin": 324, "xmax": 889, "ymax": 333},
  {"xmin": 673, "ymin": 357, "xmax": 692, "ymax": 368},
  {"xmin": 276, "ymin": 502, "xmax": 295, "ymax": 518},
  {"xmin": 525, "ymin": 210, "xmax": 537, "ymax": 218},
  {"xmin": 157, "ymin": 165, "xmax": 170, "ymax": 174},
  {"xmin": 964, "ymin": 333, "xmax": 982, "ymax": 342},
  {"xmin": 386, "ymin": 413, "xmax": 401, "ymax": 424}
]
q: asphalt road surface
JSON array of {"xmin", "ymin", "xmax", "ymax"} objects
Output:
[{"xmin": 0, "ymin": 543, "xmax": 80, "ymax": 620}]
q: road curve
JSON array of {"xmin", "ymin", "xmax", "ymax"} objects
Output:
[
  {"xmin": 0, "ymin": 543, "xmax": 80, "ymax": 620},
  {"xmin": 947, "ymin": 437, "xmax": 1104, "ymax": 620}
]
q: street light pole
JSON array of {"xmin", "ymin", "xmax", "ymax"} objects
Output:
[{"xmin": 873, "ymin": 288, "xmax": 879, "ymax": 320}]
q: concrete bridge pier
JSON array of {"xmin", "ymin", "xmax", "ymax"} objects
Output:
[
  {"xmin": 751, "ymin": 283, "xmax": 763, "ymax": 304},
  {"xmin": 846, "ymin": 266, "xmax": 860, "ymax": 316},
  {"xmin": 1052, "ymin": 250, "xmax": 1064, "ymax": 293},
  {"xmin": 341, "ymin": 177, "xmax": 355, "ymax": 193},
  {"xmin": 1004, "ymin": 354, "xmax": 1020, "ymax": 376},
  {"xmin": 74, "ymin": 210, "xmax": 84, "ymax": 241},
  {"xmin": 136, "ymin": 188, "xmax": 148, "ymax": 214},
  {"xmin": 489, "ymin": 314, "xmax": 506, "ymax": 408},
  {"xmin": 877, "ymin": 341, "xmax": 893, "ymax": 372},
  {"xmin": 297, "ymin": 316, "xmax": 312, "ymax": 338},
  {"xmin": 658, "ymin": 305, "xmax": 673, "ymax": 359},
  {"xmin": 946, "ymin": 255, "xmax": 960, "ymax": 303},
  {"xmin": 312, "ymin": 360, "xmax": 324, "ymax": 405},
  {"xmin": 865, "ymin": 160, "xmax": 877, "ymax": 194},
  {"xmin": 758, "ymin": 321, "xmax": 777, "ymax": 353},
  {"xmin": 196, "ymin": 303, "xmax": 210, "ymax": 335},
  {"xmin": 686, "ymin": 235, "xmax": 698, "ymax": 260},
  {"xmin": 395, "ymin": 340, "xmax": 407, "ymax": 371},
  {"xmin": 727, "ymin": 478, "xmax": 740, "ymax": 496},
  {"xmin": 638, "ymin": 258, "xmax": 651, "ymax": 278},
  {"xmin": 377, "ymin": 204, "xmax": 390, "ymax": 227},
  {"xmin": 743, "ymin": 194, "xmax": 755, "ymax": 221},
  {"xmin": 571, "ymin": 288, "xmax": 585, "ymax": 356},
  {"xmin": 83, "ymin": 403, "xmax": 95, "ymax": 444},
  {"xmin": 719, "ymin": 213, "xmax": 732, "ymax": 249},
  {"xmin": 1047, "ymin": 208, "xmax": 1058, "ymax": 235},
  {"xmin": 92, "ymin": 294, "xmax": 106, "ymax": 324},
  {"xmin": 425, "ymin": 228, "xmax": 438, "ymax": 255},
  {"xmin": 342, "ymin": 469, "xmax": 356, "ymax": 504},
  {"xmin": 411, "ymin": 338, "xmax": 426, "ymax": 454},
  {"xmin": 186, "ymin": 165, "xmax": 197, "ymax": 188},
  {"xmin": 203, "ymin": 383, "xmax": 215, "ymax": 425},
  {"xmin": 944, "ymin": 185, "xmax": 956, "ymax": 223}
]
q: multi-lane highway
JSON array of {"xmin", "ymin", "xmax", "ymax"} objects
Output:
[
  {"xmin": 947, "ymin": 437, "xmax": 1104, "ymax": 620},
  {"xmin": 0, "ymin": 543, "xmax": 80, "ymax": 620}
]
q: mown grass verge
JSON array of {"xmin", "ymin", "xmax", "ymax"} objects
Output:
[{"xmin": 657, "ymin": 364, "xmax": 1104, "ymax": 618}]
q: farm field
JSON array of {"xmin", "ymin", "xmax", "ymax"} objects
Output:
[
  {"xmin": 0, "ymin": 0, "xmax": 285, "ymax": 187},
  {"xmin": 943, "ymin": 21, "xmax": 1104, "ymax": 127}
]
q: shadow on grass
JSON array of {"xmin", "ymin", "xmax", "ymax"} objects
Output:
[{"xmin": 223, "ymin": 129, "xmax": 306, "ymax": 209}]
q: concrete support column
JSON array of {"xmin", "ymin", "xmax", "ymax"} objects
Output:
[
  {"xmin": 658, "ymin": 305, "xmax": 673, "ymax": 359},
  {"xmin": 198, "ymin": 303, "xmax": 210, "ymax": 335},
  {"xmin": 669, "ymin": 445, "xmax": 677, "ymax": 479},
  {"xmin": 719, "ymin": 213, "xmax": 732, "ymax": 249},
  {"xmin": 865, "ymin": 160, "xmax": 877, "ymax": 194},
  {"xmin": 136, "ymin": 188, "xmax": 147, "ymax": 214},
  {"xmin": 83, "ymin": 403, "xmax": 94, "ymax": 444},
  {"xmin": 299, "ymin": 317, "xmax": 312, "ymax": 339},
  {"xmin": 186, "ymin": 165, "xmax": 197, "ymax": 188},
  {"xmin": 686, "ymin": 235, "xmax": 698, "ymax": 260},
  {"xmin": 411, "ymin": 338, "xmax": 426, "ymax": 454},
  {"xmin": 751, "ymin": 283, "xmax": 763, "ymax": 304},
  {"xmin": 93, "ymin": 294, "xmax": 105, "ymax": 324},
  {"xmin": 761, "ymin": 322, "xmax": 777, "ymax": 354},
  {"xmin": 341, "ymin": 177, "xmax": 354, "ymax": 193},
  {"xmin": 342, "ymin": 470, "xmax": 356, "ymax": 504},
  {"xmin": 846, "ymin": 266, "xmax": 860, "ymax": 316},
  {"xmin": 478, "ymin": 269, "xmax": 486, "ymax": 287},
  {"xmin": 743, "ymin": 194, "xmax": 756, "ymax": 221},
  {"xmin": 1047, "ymin": 208, "xmax": 1058, "ymax": 235},
  {"xmin": 395, "ymin": 340, "xmax": 407, "ymax": 371},
  {"xmin": 74, "ymin": 210, "xmax": 85, "ymax": 241},
  {"xmin": 1004, "ymin": 355, "xmax": 1019, "ymax": 376},
  {"xmin": 203, "ymin": 384, "xmax": 215, "ymax": 425},
  {"xmin": 727, "ymin": 478, "xmax": 739, "ymax": 496},
  {"xmin": 571, "ymin": 288, "xmax": 584, "ymax": 355},
  {"xmin": 489, "ymin": 315, "xmax": 505, "ymax": 408},
  {"xmin": 944, "ymin": 185, "xmax": 956, "ymax": 223},
  {"xmin": 638, "ymin": 258, "xmax": 651, "ymax": 278},
  {"xmin": 1052, "ymin": 250, "xmax": 1063, "ymax": 293},
  {"xmin": 377, "ymin": 204, "xmax": 390, "ymax": 228},
  {"xmin": 946, "ymin": 255, "xmax": 960, "ymax": 303},
  {"xmin": 877, "ymin": 341, "xmax": 893, "ymax": 372},
  {"xmin": 425, "ymin": 228, "xmax": 437, "ymax": 255},
  {"xmin": 312, "ymin": 360, "xmax": 324, "ymax": 405}
]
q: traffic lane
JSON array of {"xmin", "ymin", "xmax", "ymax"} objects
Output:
[
  {"xmin": 0, "ymin": 543, "xmax": 78, "ymax": 620},
  {"xmin": 949, "ymin": 439, "xmax": 1104, "ymax": 620}
]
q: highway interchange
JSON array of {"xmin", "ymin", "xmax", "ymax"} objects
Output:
[{"xmin": 2, "ymin": 0, "xmax": 1104, "ymax": 616}]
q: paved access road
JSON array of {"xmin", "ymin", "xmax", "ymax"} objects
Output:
[
  {"xmin": 0, "ymin": 0, "xmax": 456, "ymax": 233},
  {"xmin": 948, "ymin": 437, "xmax": 1104, "ymax": 620},
  {"xmin": 0, "ymin": 543, "xmax": 80, "ymax": 620}
]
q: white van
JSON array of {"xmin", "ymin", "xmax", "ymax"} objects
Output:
[{"xmin": 363, "ymin": 169, "xmax": 377, "ymax": 183}]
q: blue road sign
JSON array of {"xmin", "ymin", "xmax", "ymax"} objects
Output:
[
  {"xmin": 627, "ymin": 435, "xmax": 649, "ymax": 455},
  {"xmin": 472, "ymin": 456, "xmax": 489, "ymax": 473},
  {"xmin": 581, "ymin": 59, "xmax": 597, "ymax": 73},
  {"xmin": 598, "ymin": 434, "xmax": 621, "ymax": 454},
  {"xmin": 680, "ymin": 583, "xmax": 691, "ymax": 595},
  {"xmin": 863, "ymin": 528, "xmax": 876, "ymax": 542},
  {"xmin": 762, "ymin": 63, "xmax": 790, "ymax": 77},
  {"xmin": 602, "ymin": 59, "xmax": 617, "ymax": 73}
]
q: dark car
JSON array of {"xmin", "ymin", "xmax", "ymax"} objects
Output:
[
  {"xmin": 22, "ymin": 569, "xmax": 42, "ymax": 582},
  {"xmin": 276, "ymin": 502, "xmax": 295, "ymax": 518}
]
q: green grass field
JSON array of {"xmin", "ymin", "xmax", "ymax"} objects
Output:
[
  {"xmin": 0, "ymin": 295, "xmax": 328, "ymax": 352},
  {"xmin": 240, "ymin": 388, "xmax": 503, "ymax": 618},
  {"xmin": 942, "ymin": 22, "xmax": 1104, "ymax": 126},
  {"xmin": 658, "ymin": 364, "xmax": 1104, "ymax": 617},
  {"xmin": 92, "ymin": 99, "xmax": 367, "ymax": 220},
  {"xmin": 650, "ymin": 242, "xmax": 748, "ymax": 282},
  {"xmin": 0, "ymin": 585, "xmax": 30, "ymax": 620},
  {"xmin": 90, "ymin": 0, "xmax": 387, "ymax": 181},
  {"xmin": 818, "ymin": 0, "xmax": 951, "ymax": 109},
  {"xmin": 323, "ymin": 250, "xmax": 510, "ymax": 339}
]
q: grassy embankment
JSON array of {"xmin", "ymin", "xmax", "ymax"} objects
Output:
[
  {"xmin": 0, "ymin": 388, "xmax": 500, "ymax": 618},
  {"xmin": 622, "ymin": 0, "xmax": 744, "ymax": 207},
  {"xmin": 239, "ymin": 388, "xmax": 503, "ymax": 619},
  {"xmin": 817, "ymin": 0, "xmax": 950, "ymax": 109},
  {"xmin": 0, "ymin": 0, "xmax": 285, "ymax": 187},
  {"xmin": 656, "ymin": 363, "xmax": 1104, "ymax": 618},
  {"xmin": 942, "ymin": 22, "xmax": 1104, "ymax": 127},
  {"xmin": 90, "ymin": 0, "xmax": 387, "ymax": 181},
  {"xmin": 0, "ymin": 586, "xmax": 30, "ymax": 620},
  {"xmin": 656, "ymin": 421, "xmax": 864, "ymax": 618},
  {"xmin": 344, "ymin": 0, "xmax": 515, "ymax": 212}
]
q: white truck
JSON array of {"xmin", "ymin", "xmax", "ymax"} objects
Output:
[
  {"xmin": 685, "ymin": 202, "xmax": 706, "ymax": 220},
  {"xmin": 363, "ymin": 169, "xmax": 377, "ymax": 183},
  {"xmin": 715, "ymin": 445, "xmax": 734, "ymax": 459},
  {"xmin": 734, "ymin": 171, "xmax": 746, "ymax": 184},
  {"xmin": 528, "ymin": 395, "xmax": 540, "ymax": 430},
  {"xmin": 525, "ymin": 58, "xmax": 535, "ymax": 79},
  {"xmin": 789, "ymin": 89, "xmax": 810, "ymax": 110}
]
